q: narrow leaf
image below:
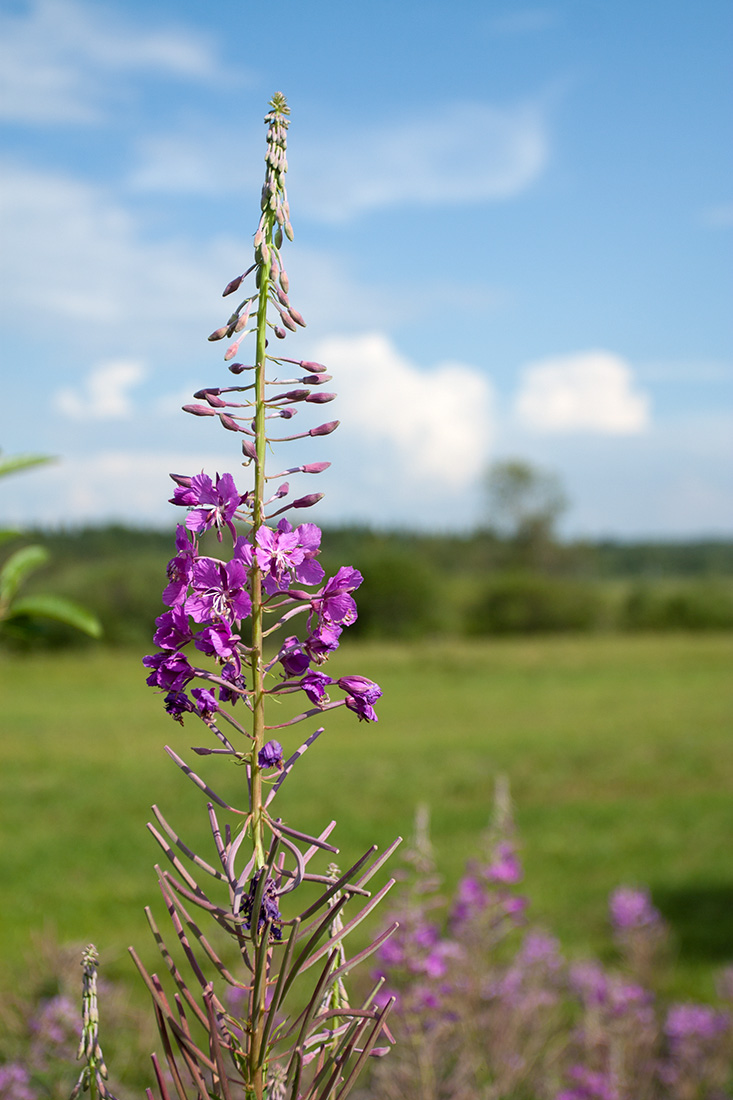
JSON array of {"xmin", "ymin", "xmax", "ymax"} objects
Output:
[
  {"xmin": 0, "ymin": 545, "xmax": 49, "ymax": 604},
  {"xmin": 7, "ymin": 592, "xmax": 102, "ymax": 637}
]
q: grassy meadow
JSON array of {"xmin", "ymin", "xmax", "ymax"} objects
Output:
[{"xmin": 1, "ymin": 632, "xmax": 732, "ymax": 1007}]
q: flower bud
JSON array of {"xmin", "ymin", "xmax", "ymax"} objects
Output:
[
  {"xmin": 292, "ymin": 493, "xmax": 324, "ymax": 509},
  {"xmin": 280, "ymin": 269, "xmax": 290, "ymax": 293},
  {"xmin": 302, "ymin": 462, "xmax": 331, "ymax": 474},
  {"xmin": 224, "ymin": 337, "xmax": 243, "ymax": 362},
  {"xmin": 309, "ymin": 420, "xmax": 339, "ymax": 436},
  {"xmin": 228, "ymin": 363, "xmax": 254, "ymax": 374},
  {"xmin": 274, "ymin": 326, "xmax": 287, "ymax": 339},
  {"xmin": 279, "ymin": 311, "xmax": 297, "ymax": 333},
  {"xmin": 234, "ymin": 303, "xmax": 252, "ymax": 333},
  {"xmin": 288, "ymin": 308, "xmax": 306, "ymax": 328},
  {"xmin": 306, "ymin": 392, "xmax": 337, "ymax": 403},
  {"xmin": 241, "ymin": 439, "xmax": 258, "ymax": 461},
  {"xmin": 183, "ymin": 403, "xmax": 216, "ymax": 417},
  {"xmin": 169, "ymin": 473, "xmax": 192, "ymax": 487},
  {"xmin": 207, "ymin": 326, "xmax": 228, "ymax": 342},
  {"xmin": 302, "ymin": 373, "xmax": 332, "ymax": 384},
  {"xmin": 299, "ymin": 360, "xmax": 327, "ymax": 374},
  {"xmin": 219, "ymin": 413, "xmax": 242, "ymax": 432}
]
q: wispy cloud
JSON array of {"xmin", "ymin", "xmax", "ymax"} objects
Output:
[
  {"xmin": 0, "ymin": 0, "xmax": 231, "ymax": 124},
  {"xmin": 291, "ymin": 101, "xmax": 550, "ymax": 221},
  {"xmin": 515, "ymin": 350, "xmax": 650, "ymax": 434},
  {"xmin": 55, "ymin": 360, "xmax": 146, "ymax": 420},
  {"xmin": 700, "ymin": 201, "xmax": 733, "ymax": 229}
]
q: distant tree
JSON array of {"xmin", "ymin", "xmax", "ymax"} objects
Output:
[{"xmin": 482, "ymin": 459, "xmax": 568, "ymax": 568}]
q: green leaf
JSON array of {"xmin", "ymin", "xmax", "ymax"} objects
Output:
[
  {"xmin": 7, "ymin": 594, "xmax": 103, "ymax": 638},
  {"xmin": 0, "ymin": 453, "xmax": 56, "ymax": 480},
  {"xmin": 0, "ymin": 544, "xmax": 50, "ymax": 605}
]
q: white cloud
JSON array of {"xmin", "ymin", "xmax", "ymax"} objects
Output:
[
  {"xmin": 0, "ymin": 450, "xmax": 235, "ymax": 528},
  {"xmin": 293, "ymin": 100, "xmax": 550, "ymax": 221},
  {"xmin": 55, "ymin": 360, "xmax": 146, "ymax": 420},
  {"xmin": 0, "ymin": 0, "xmax": 226, "ymax": 124},
  {"xmin": 515, "ymin": 350, "xmax": 650, "ymax": 434},
  {"xmin": 0, "ymin": 161, "xmax": 242, "ymax": 344},
  {"xmin": 315, "ymin": 332, "xmax": 493, "ymax": 488}
]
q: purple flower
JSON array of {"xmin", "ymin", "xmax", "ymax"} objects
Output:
[
  {"xmin": 185, "ymin": 557, "xmax": 252, "ymax": 624},
  {"xmin": 218, "ymin": 661, "xmax": 246, "ymax": 704},
  {"xmin": 300, "ymin": 669, "xmax": 333, "ymax": 705},
  {"xmin": 256, "ymin": 523, "xmax": 303, "ymax": 589},
  {"xmin": 310, "ymin": 566, "xmax": 362, "ymax": 630},
  {"xmin": 609, "ymin": 886, "xmax": 661, "ymax": 930},
  {"xmin": 278, "ymin": 635, "xmax": 310, "ymax": 676},
  {"xmin": 143, "ymin": 650, "xmax": 195, "ymax": 691},
  {"xmin": 304, "ymin": 622, "xmax": 342, "ymax": 664},
  {"xmin": 194, "ymin": 621, "xmax": 240, "ymax": 663},
  {"xmin": 557, "ymin": 1066, "xmax": 616, "ymax": 1100},
  {"xmin": 338, "ymin": 675, "xmax": 381, "ymax": 722},
  {"xmin": 241, "ymin": 870, "xmax": 282, "ymax": 941},
  {"xmin": 171, "ymin": 471, "xmax": 244, "ymax": 540},
  {"xmin": 191, "ymin": 687, "xmax": 219, "ymax": 718},
  {"xmin": 164, "ymin": 691, "xmax": 195, "ymax": 723},
  {"xmin": 451, "ymin": 874, "xmax": 488, "ymax": 924},
  {"xmin": 153, "ymin": 606, "xmax": 193, "ymax": 650},
  {"xmin": 163, "ymin": 525, "xmax": 197, "ymax": 606},
  {"xmin": 258, "ymin": 740, "xmax": 284, "ymax": 769}
]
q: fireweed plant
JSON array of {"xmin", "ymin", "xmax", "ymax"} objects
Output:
[{"xmin": 134, "ymin": 94, "xmax": 400, "ymax": 1100}]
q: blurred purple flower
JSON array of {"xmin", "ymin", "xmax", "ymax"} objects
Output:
[
  {"xmin": 665, "ymin": 1002, "xmax": 728, "ymax": 1043},
  {"xmin": 485, "ymin": 841, "xmax": 523, "ymax": 884},
  {"xmin": 609, "ymin": 886, "xmax": 661, "ymax": 930}
]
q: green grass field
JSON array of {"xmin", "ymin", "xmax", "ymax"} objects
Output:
[{"xmin": 1, "ymin": 633, "xmax": 731, "ymax": 1002}]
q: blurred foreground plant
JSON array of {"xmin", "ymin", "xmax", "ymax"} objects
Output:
[
  {"xmin": 364, "ymin": 784, "xmax": 733, "ymax": 1100},
  {"xmin": 0, "ymin": 453, "xmax": 101, "ymax": 644},
  {"xmin": 126, "ymin": 93, "xmax": 399, "ymax": 1099}
]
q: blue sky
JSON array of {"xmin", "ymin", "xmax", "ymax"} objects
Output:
[{"xmin": 1, "ymin": 0, "xmax": 731, "ymax": 536}]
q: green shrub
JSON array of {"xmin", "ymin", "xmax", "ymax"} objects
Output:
[
  {"xmin": 624, "ymin": 580, "xmax": 733, "ymax": 631},
  {"xmin": 466, "ymin": 571, "xmax": 601, "ymax": 635},
  {"xmin": 349, "ymin": 552, "xmax": 439, "ymax": 639}
]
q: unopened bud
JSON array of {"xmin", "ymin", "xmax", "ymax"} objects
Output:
[
  {"xmin": 285, "ymin": 221, "xmax": 294, "ymax": 241},
  {"xmin": 280, "ymin": 270, "xmax": 289, "ymax": 293},
  {"xmin": 169, "ymin": 473, "xmax": 192, "ymax": 487},
  {"xmin": 224, "ymin": 337, "xmax": 243, "ymax": 362},
  {"xmin": 299, "ymin": 360, "xmax": 327, "ymax": 374},
  {"xmin": 302, "ymin": 462, "xmax": 331, "ymax": 474},
  {"xmin": 289, "ymin": 308, "xmax": 306, "ymax": 328},
  {"xmin": 280, "ymin": 311, "xmax": 298, "ymax": 332},
  {"xmin": 279, "ymin": 389, "xmax": 310, "ymax": 401},
  {"xmin": 306, "ymin": 392, "xmax": 337, "ymax": 403},
  {"xmin": 219, "ymin": 413, "xmax": 242, "ymax": 432},
  {"xmin": 253, "ymin": 228, "xmax": 264, "ymax": 248},
  {"xmin": 275, "ymin": 482, "xmax": 289, "ymax": 498},
  {"xmin": 241, "ymin": 439, "xmax": 258, "ymax": 461},
  {"xmin": 228, "ymin": 363, "xmax": 254, "ymax": 374},
  {"xmin": 292, "ymin": 493, "xmax": 324, "ymax": 509},
  {"xmin": 183, "ymin": 404, "xmax": 216, "ymax": 417},
  {"xmin": 234, "ymin": 303, "xmax": 252, "ymax": 334},
  {"xmin": 194, "ymin": 387, "xmax": 220, "ymax": 399},
  {"xmin": 274, "ymin": 326, "xmax": 287, "ymax": 339},
  {"xmin": 208, "ymin": 326, "xmax": 228, "ymax": 342},
  {"xmin": 275, "ymin": 227, "xmax": 284, "ymax": 249},
  {"xmin": 302, "ymin": 373, "xmax": 332, "ymax": 384},
  {"xmin": 309, "ymin": 420, "xmax": 339, "ymax": 437}
]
